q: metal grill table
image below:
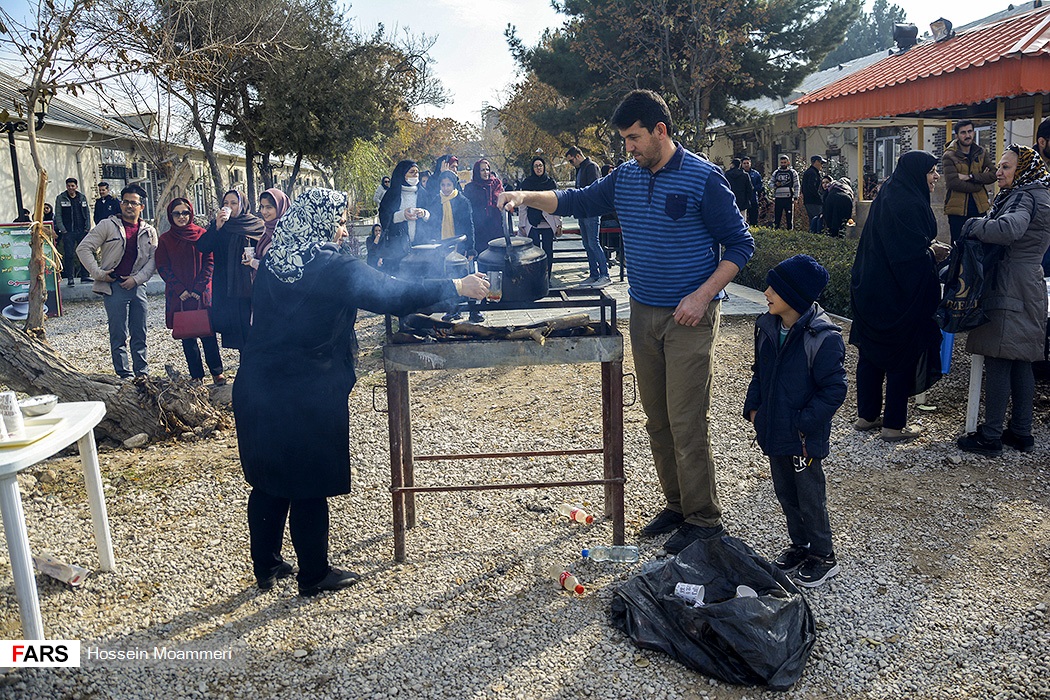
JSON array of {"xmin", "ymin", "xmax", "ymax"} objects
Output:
[{"xmin": 383, "ymin": 289, "xmax": 625, "ymax": 561}]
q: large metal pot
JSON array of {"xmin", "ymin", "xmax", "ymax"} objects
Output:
[
  {"xmin": 399, "ymin": 236, "xmax": 469, "ymax": 280},
  {"xmin": 476, "ymin": 220, "xmax": 548, "ymax": 302}
]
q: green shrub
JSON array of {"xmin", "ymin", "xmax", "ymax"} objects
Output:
[{"xmin": 734, "ymin": 227, "xmax": 858, "ymax": 318}]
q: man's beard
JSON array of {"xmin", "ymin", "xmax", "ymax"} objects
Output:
[{"xmin": 1041, "ymin": 141, "xmax": 1050, "ymax": 163}]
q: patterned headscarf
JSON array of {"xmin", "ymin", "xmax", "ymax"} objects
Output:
[
  {"xmin": 992, "ymin": 144, "xmax": 1050, "ymax": 210},
  {"xmin": 1008, "ymin": 144, "xmax": 1050, "ymax": 190},
  {"xmin": 266, "ymin": 188, "xmax": 348, "ymax": 284}
]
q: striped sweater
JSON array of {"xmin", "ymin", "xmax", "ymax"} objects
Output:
[{"xmin": 555, "ymin": 144, "xmax": 754, "ymax": 306}]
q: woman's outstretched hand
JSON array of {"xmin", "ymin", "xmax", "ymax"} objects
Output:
[{"xmin": 455, "ymin": 272, "xmax": 490, "ymax": 300}]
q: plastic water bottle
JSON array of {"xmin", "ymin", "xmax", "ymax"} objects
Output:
[
  {"xmin": 557, "ymin": 503, "xmax": 594, "ymax": 525},
  {"xmin": 547, "ymin": 564, "xmax": 585, "ymax": 595},
  {"xmin": 581, "ymin": 545, "xmax": 640, "ymax": 563}
]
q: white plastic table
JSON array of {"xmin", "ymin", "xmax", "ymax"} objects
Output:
[{"xmin": 0, "ymin": 401, "xmax": 112, "ymax": 639}]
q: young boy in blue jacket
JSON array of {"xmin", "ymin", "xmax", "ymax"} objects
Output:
[{"xmin": 743, "ymin": 255, "xmax": 847, "ymax": 587}]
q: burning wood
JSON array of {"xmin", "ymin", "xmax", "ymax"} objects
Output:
[{"xmin": 394, "ymin": 313, "xmax": 598, "ymax": 345}]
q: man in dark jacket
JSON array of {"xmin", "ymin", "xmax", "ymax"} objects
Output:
[
  {"xmin": 741, "ymin": 156, "xmax": 763, "ymax": 226},
  {"xmin": 725, "ymin": 158, "xmax": 753, "ymax": 215},
  {"xmin": 801, "ymin": 155, "xmax": 825, "ymax": 225},
  {"xmin": 54, "ymin": 177, "xmax": 92, "ymax": 286},
  {"xmin": 93, "ymin": 181, "xmax": 121, "ymax": 225}
]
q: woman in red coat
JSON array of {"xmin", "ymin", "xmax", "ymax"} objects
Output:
[{"xmin": 156, "ymin": 198, "xmax": 226, "ymax": 385}]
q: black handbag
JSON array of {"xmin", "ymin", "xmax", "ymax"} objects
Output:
[{"xmin": 934, "ymin": 236, "xmax": 1003, "ymax": 333}]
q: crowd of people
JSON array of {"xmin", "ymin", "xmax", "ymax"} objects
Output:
[{"xmin": 18, "ymin": 88, "xmax": 1048, "ymax": 597}]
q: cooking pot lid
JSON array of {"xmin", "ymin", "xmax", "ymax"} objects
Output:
[
  {"xmin": 486, "ymin": 235, "xmax": 532, "ymax": 248},
  {"xmin": 410, "ymin": 243, "xmax": 443, "ymax": 251}
]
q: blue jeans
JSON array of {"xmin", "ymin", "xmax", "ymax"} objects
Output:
[
  {"xmin": 578, "ymin": 216, "xmax": 608, "ymax": 279},
  {"xmin": 102, "ymin": 283, "xmax": 148, "ymax": 378}
]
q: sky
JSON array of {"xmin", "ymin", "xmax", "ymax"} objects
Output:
[
  {"xmin": 0, "ymin": 0, "xmax": 1012, "ymax": 124},
  {"xmin": 342, "ymin": 0, "xmax": 999, "ymax": 125}
]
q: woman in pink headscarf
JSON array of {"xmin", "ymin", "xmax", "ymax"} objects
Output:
[
  {"xmin": 247, "ymin": 188, "xmax": 291, "ymax": 277},
  {"xmin": 463, "ymin": 158, "xmax": 504, "ymax": 255}
]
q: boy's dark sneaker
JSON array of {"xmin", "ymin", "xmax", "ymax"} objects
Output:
[
  {"xmin": 773, "ymin": 545, "xmax": 810, "ymax": 572},
  {"xmin": 795, "ymin": 553, "xmax": 840, "ymax": 588},
  {"xmin": 1001, "ymin": 427, "xmax": 1034, "ymax": 452},
  {"xmin": 640, "ymin": 508, "xmax": 685, "ymax": 537},
  {"xmin": 957, "ymin": 431, "xmax": 1003, "ymax": 457}
]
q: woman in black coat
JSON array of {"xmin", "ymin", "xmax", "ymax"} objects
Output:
[
  {"xmin": 377, "ymin": 160, "xmax": 431, "ymax": 275},
  {"xmin": 849, "ymin": 151, "xmax": 950, "ymax": 442},
  {"xmin": 233, "ymin": 188, "xmax": 487, "ymax": 596},
  {"xmin": 195, "ymin": 190, "xmax": 264, "ymax": 350}
]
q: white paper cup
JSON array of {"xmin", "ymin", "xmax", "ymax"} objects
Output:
[
  {"xmin": 0, "ymin": 391, "xmax": 26, "ymax": 439},
  {"xmin": 243, "ymin": 246, "xmax": 255, "ymax": 263}
]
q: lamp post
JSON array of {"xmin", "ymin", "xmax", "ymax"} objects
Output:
[{"xmin": 2, "ymin": 92, "xmax": 49, "ymax": 215}]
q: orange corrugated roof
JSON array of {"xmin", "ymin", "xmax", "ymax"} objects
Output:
[{"xmin": 794, "ymin": 5, "xmax": 1050, "ymax": 126}]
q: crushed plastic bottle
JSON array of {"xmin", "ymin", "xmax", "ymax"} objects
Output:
[
  {"xmin": 581, "ymin": 545, "xmax": 640, "ymax": 563},
  {"xmin": 547, "ymin": 563, "xmax": 585, "ymax": 595},
  {"xmin": 557, "ymin": 503, "xmax": 594, "ymax": 525}
]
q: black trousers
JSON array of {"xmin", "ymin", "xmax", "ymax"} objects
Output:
[
  {"xmin": 774, "ymin": 198, "xmax": 793, "ymax": 229},
  {"xmin": 769, "ymin": 454, "xmax": 833, "ymax": 558},
  {"xmin": 61, "ymin": 232, "xmax": 89, "ymax": 281},
  {"xmin": 528, "ymin": 226, "xmax": 554, "ymax": 277},
  {"xmin": 746, "ymin": 205, "xmax": 759, "ymax": 226},
  {"xmin": 181, "ymin": 336, "xmax": 224, "ymax": 379},
  {"xmin": 247, "ymin": 487, "xmax": 330, "ymax": 588},
  {"xmin": 856, "ymin": 353, "xmax": 913, "ymax": 430}
]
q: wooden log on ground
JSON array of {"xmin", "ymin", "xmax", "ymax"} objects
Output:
[{"xmin": 0, "ymin": 319, "xmax": 229, "ymax": 443}]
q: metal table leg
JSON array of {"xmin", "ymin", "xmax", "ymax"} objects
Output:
[
  {"xmin": 387, "ymin": 370, "xmax": 408, "ymax": 562},
  {"xmin": 602, "ymin": 360, "xmax": 626, "ymax": 545}
]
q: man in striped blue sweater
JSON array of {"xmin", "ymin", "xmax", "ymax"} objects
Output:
[{"xmin": 498, "ymin": 90, "xmax": 754, "ymax": 555}]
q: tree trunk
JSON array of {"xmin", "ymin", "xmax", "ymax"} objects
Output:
[
  {"xmin": 287, "ymin": 152, "xmax": 304, "ymax": 192},
  {"xmin": 0, "ymin": 320, "xmax": 230, "ymax": 444},
  {"xmin": 154, "ymin": 155, "xmax": 195, "ymax": 232},
  {"xmin": 260, "ymin": 154, "xmax": 275, "ymax": 190}
]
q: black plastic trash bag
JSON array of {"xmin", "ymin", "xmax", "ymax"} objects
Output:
[
  {"xmin": 935, "ymin": 236, "xmax": 1004, "ymax": 333},
  {"xmin": 611, "ymin": 535, "xmax": 816, "ymax": 690}
]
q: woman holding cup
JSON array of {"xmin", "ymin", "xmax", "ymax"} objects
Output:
[
  {"xmin": 377, "ymin": 160, "xmax": 431, "ymax": 275},
  {"xmin": 233, "ymin": 188, "xmax": 487, "ymax": 596},
  {"xmin": 196, "ymin": 190, "xmax": 264, "ymax": 350}
]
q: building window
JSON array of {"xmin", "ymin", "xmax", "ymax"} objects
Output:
[{"xmin": 874, "ymin": 136, "xmax": 900, "ymax": 181}]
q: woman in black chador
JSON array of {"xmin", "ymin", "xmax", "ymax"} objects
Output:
[{"xmin": 849, "ymin": 151, "xmax": 950, "ymax": 442}]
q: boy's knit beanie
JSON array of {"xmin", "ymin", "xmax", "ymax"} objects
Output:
[{"xmin": 766, "ymin": 254, "xmax": 829, "ymax": 314}]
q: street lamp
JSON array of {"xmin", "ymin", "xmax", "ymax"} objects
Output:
[{"xmin": 2, "ymin": 91, "xmax": 50, "ymax": 215}]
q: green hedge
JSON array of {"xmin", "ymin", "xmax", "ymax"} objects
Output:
[{"xmin": 734, "ymin": 227, "xmax": 858, "ymax": 318}]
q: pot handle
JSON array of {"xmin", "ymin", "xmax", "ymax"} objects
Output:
[{"xmin": 502, "ymin": 208, "xmax": 514, "ymax": 263}]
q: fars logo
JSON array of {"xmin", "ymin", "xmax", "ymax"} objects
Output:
[{"xmin": 1, "ymin": 640, "xmax": 81, "ymax": 667}]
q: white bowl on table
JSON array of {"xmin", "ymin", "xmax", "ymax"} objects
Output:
[{"xmin": 18, "ymin": 394, "xmax": 58, "ymax": 417}]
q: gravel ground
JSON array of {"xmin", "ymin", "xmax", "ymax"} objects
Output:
[{"xmin": 2, "ymin": 291, "xmax": 1049, "ymax": 700}]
